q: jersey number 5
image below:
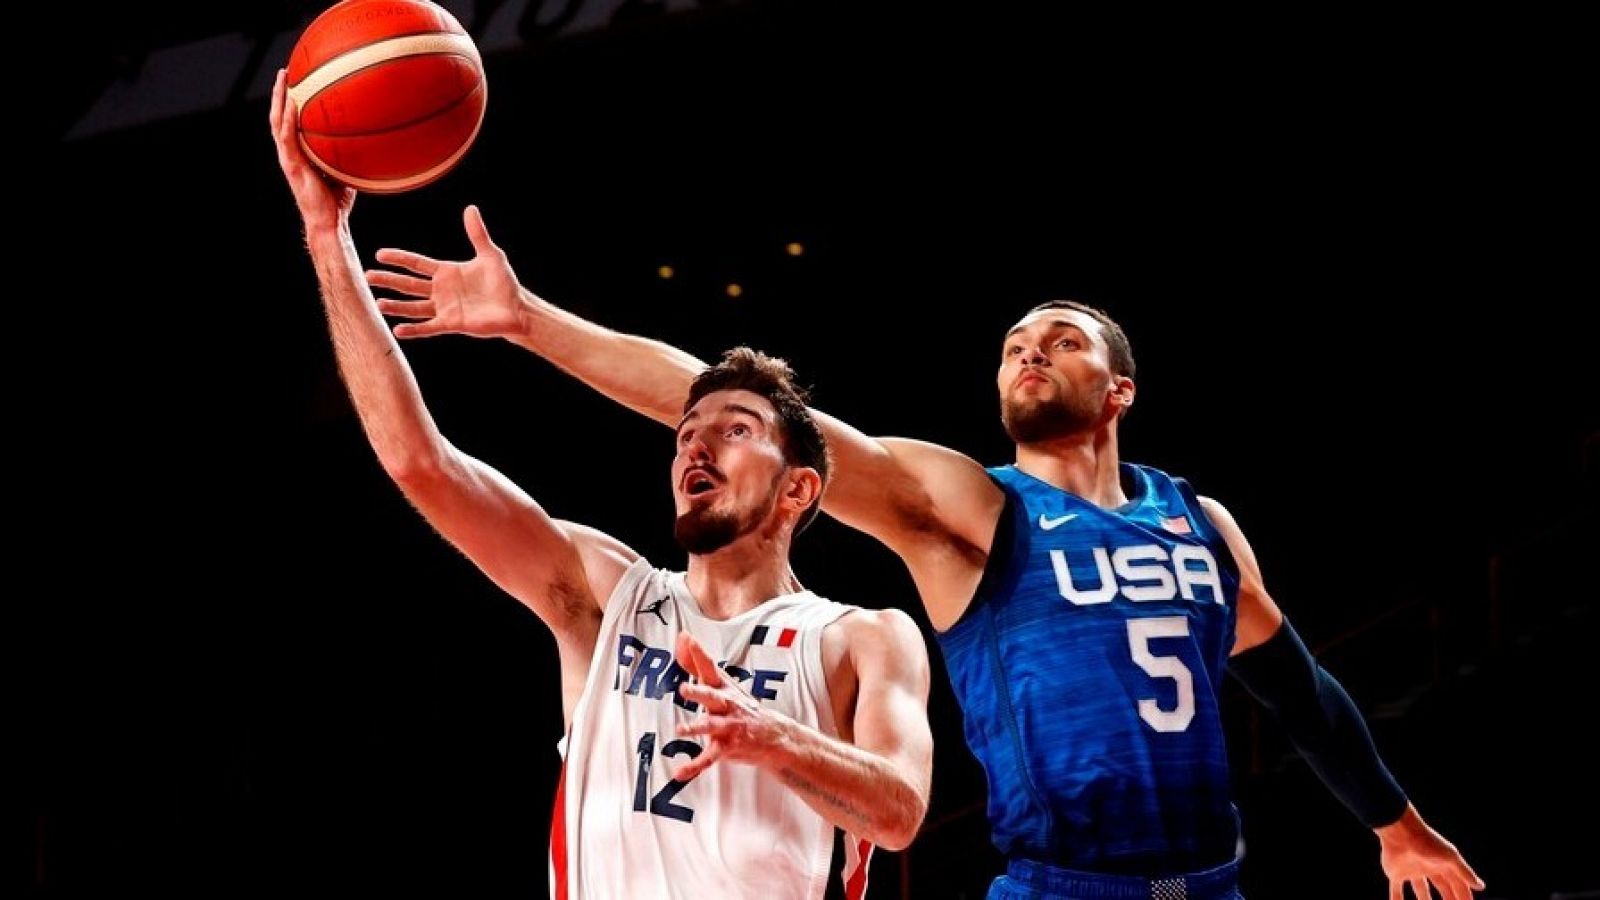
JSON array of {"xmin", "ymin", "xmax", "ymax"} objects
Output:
[
  {"xmin": 633, "ymin": 731, "xmax": 702, "ymax": 822},
  {"xmin": 1126, "ymin": 616, "xmax": 1195, "ymax": 732}
]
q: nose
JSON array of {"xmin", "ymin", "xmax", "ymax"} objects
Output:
[
  {"xmin": 1020, "ymin": 344, "xmax": 1048, "ymax": 367},
  {"xmin": 681, "ymin": 433, "xmax": 713, "ymax": 463}
]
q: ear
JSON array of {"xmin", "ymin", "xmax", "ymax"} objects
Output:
[
  {"xmin": 1110, "ymin": 375, "xmax": 1136, "ymax": 417},
  {"xmin": 782, "ymin": 467, "xmax": 823, "ymax": 517}
]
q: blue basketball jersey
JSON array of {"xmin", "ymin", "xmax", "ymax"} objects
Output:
[{"xmin": 936, "ymin": 463, "xmax": 1242, "ymax": 875}]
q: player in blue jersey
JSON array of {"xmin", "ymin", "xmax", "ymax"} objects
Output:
[{"xmin": 366, "ymin": 206, "xmax": 1485, "ymax": 900}]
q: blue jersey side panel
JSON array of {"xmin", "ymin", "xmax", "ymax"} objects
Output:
[{"xmin": 936, "ymin": 463, "xmax": 1242, "ymax": 874}]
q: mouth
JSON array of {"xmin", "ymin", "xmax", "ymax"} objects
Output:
[
  {"xmin": 1015, "ymin": 371, "xmax": 1048, "ymax": 389},
  {"xmin": 682, "ymin": 468, "xmax": 721, "ymax": 497}
]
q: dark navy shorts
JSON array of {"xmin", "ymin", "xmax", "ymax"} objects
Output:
[{"xmin": 987, "ymin": 857, "xmax": 1242, "ymax": 900}]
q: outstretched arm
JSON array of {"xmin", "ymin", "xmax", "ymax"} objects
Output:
[
  {"xmin": 269, "ymin": 73, "xmax": 633, "ymax": 698},
  {"xmin": 368, "ymin": 210, "xmax": 1003, "ymax": 628},
  {"xmin": 1202, "ymin": 496, "xmax": 1484, "ymax": 899},
  {"xmin": 672, "ymin": 610, "xmax": 933, "ymax": 850}
]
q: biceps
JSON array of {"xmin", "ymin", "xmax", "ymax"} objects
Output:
[
  {"xmin": 399, "ymin": 455, "xmax": 602, "ymax": 626},
  {"xmin": 853, "ymin": 670, "xmax": 934, "ymax": 778},
  {"xmin": 820, "ymin": 430, "xmax": 1000, "ymax": 555}
]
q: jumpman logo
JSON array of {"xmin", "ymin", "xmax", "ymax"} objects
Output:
[{"xmin": 641, "ymin": 595, "xmax": 670, "ymax": 626}]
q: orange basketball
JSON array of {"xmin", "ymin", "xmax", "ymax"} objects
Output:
[{"xmin": 287, "ymin": 0, "xmax": 486, "ymax": 194}]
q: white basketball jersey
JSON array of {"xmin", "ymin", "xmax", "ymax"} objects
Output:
[{"xmin": 550, "ymin": 557, "xmax": 875, "ymax": 900}]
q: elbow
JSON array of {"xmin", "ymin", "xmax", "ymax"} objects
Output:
[
  {"xmin": 874, "ymin": 819, "xmax": 921, "ymax": 853},
  {"xmin": 381, "ymin": 444, "xmax": 452, "ymax": 488},
  {"xmin": 873, "ymin": 788, "xmax": 929, "ymax": 852}
]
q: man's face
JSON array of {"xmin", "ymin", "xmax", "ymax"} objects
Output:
[
  {"xmin": 671, "ymin": 389, "xmax": 790, "ymax": 554},
  {"xmin": 996, "ymin": 308, "xmax": 1119, "ymax": 443}
]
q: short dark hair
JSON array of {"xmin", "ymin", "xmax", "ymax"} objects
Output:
[
  {"xmin": 1028, "ymin": 300, "xmax": 1137, "ymax": 380},
  {"xmin": 685, "ymin": 347, "xmax": 831, "ymax": 534}
]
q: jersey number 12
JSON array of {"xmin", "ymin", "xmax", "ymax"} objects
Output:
[{"xmin": 633, "ymin": 731, "xmax": 702, "ymax": 822}]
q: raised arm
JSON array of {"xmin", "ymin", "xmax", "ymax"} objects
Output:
[
  {"xmin": 368, "ymin": 209, "xmax": 1003, "ymax": 628},
  {"xmin": 672, "ymin": 610, "xmax": 933, "ymax": 850},
  {"xmin": 1200, "ymin": 496, "xmax": 1484, "ymax": 899},
  {"xmin": 270, "ymin": 72, "xmax": 633, "ymax": 702}
]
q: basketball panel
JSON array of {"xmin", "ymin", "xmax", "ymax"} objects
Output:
[
  {"xmin": 287, "ymin": 0, "xmax": 465, "ymax": 85},
  {"xmin": 298, "ymin": 53, "xmax": 482, "ymax": 136},
  {"xmin": 302, "ymin": 81, "xmax": 486, "ymax": 186}
]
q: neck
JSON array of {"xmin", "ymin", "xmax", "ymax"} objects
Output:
[
  {"xmin": 1014, "ymin": 425, "xmax": 1128, "ymax": 508},
  {"xmin": 684, "ymin": 527, "xmax": 803, "ymax": 620}
]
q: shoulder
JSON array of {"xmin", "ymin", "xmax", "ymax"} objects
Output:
[
  {"xmin": 1194, "ymin": 495, "xmax": 1242, "ymax": 535},
  {"xmin": 553, "ymin": 518, "xmax": 647, "ymax": 604},
  {"xmin": 825, "ymin": 606, "xmax": 929, "ymax": 671}
]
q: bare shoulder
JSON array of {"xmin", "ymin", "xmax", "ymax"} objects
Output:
[
  {"xmin": 1196, "ymin": 494, "xmax": 1240, "ymax": 533},
  {"xmin": 1195, "ymin": 496, "xmax": 1285, "ymax": 651},
  {"xmin": 1195, "ymin": 495, "xmax": 1256, "ymax": 568},
  {"xmin": 824, "ymin": 606, "xmax": 930, "ymax": 672},
  {"xmin": 552, "ymin": 518, "xmax": 643, "ymax": 609}
]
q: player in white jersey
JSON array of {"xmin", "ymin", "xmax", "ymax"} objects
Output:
[
  {"xmin": 271, "ymin": 82, "xmax": 933, "ymax": 898},
  {"xmin": 560, "ymin": 561, "xmax": 876, "ymax": 897}
]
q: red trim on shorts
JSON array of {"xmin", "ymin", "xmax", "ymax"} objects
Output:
[
  {"xmin": 845, "ymin": 838, "xmax": 873, "ymax": 900},
  {"xmin": 549, "ymin": 763, "xmax": 568, "ymax": 900}
]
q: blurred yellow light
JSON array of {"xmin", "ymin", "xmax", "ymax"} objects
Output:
[
  {"xmin": 785, "ymin": 242, "xmax": 804, "ymax": 256},
  {"xmin": 657, "ymin": 265, "xmax": 675, "ymax": 279},
  {"xmin": 726, "ymin": 283, "xmax": 744, "ymax": 298}
]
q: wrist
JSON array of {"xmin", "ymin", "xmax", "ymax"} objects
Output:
[
  {"xmin": 1372, "ymin": 801, "xmax": 1419, "ymax": 839},
  {"xmin": 303, "ymin": 220, "xmax": 351, "ymax": 250},
  {"xmin": 513, "ymin": 287, "xmax": 554, "ymax": 345},
  {"xmin": 754, "ymin": 709, "xmax": 802, "ymax": 769}
]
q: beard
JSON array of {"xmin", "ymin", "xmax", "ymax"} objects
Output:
[
  {"xmin": 673, "ymin": 476, "xmax": 783, "ymax": 555},
  {"xmin": 674, "ymin": 506, "xmax": 744, "ymax": 554},
  {"xmin": 1001, "ymin": 391, "xmax": 1100, "ymax": 443}
]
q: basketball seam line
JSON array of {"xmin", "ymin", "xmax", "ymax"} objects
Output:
[
  {"xmin": 298, "ymin": 81, "xmax": 486, "ymax": 193},
  {"xmin": 288, "ymin": 32, "xmax": 481, "ymax": 111},
  {"xmin": 298, "ymin": 79, "xmax": 484, "ymax": 139}
]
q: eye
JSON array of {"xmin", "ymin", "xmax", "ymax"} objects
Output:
[
  {"xmin": 727, "ymin": 423, "xmax": 751, "ymax": 439},
  {"xmin": 1005, "ymin": 345, "xmax": 1023, "ymax": 356},
  {"xmin": 1057, "ymin": 338, "xmax": 1079, "ymax": 350},
  {"xmin": 677, "ymin": 429, "xmax": 694, "ymax": 446}
]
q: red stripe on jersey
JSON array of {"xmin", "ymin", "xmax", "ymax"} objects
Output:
[
  {"xmin": 549, "ymin": 763, "xmax": 569, "ymax": 900},
  {"xmin": 844, "ymin": 837, "xmax": 874, "ymax": 899},
  {"xmin": 777, "ymin": 627, "xmax": 797, "ymax": 648}
]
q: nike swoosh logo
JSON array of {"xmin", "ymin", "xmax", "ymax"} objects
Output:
[{"xmin": 1038, "ymin": 512, "xmax": 1079, "ymax": 530}]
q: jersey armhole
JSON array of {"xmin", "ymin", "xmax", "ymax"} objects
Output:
[
  {"xmin": 1172, "ymin": 477, "xmax": 1242, "ymax": 579},
  {"xmin": 940, "ymin": 475, "xmax": 1028, "ymax": 634}
]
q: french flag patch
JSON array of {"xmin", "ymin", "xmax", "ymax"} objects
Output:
[{"xmin": 751, "ymin": 625, "xmax": 797, "ymax": 648}]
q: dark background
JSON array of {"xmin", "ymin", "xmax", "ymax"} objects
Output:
[{"xmin": 31, "ymin": 2, "xmax": 1595, "ymax": 898}]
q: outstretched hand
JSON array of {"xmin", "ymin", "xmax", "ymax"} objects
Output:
[
  {"xmin": 671, "ymin": 632, "xmax": 785, "ymax": 781},
  {"xmin": 268, "ymin": 68, "xmax": 354, "ymax": 233},
  {"xmin": 1377, "ymin": 804, "xmax": 1485, "ymax": 900},
  {"xmin": 366, "ymin": 205, "xmax": 528, "ymax": 340}
]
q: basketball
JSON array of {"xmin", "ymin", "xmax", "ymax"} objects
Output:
[{"xmin": 287, "ymin": 0, "xmax": 486, "ymax": 194}]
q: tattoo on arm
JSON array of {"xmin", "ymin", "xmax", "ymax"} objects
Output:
[{"xmin": 778, "ymin": 767, "xmax": 874, "ymax": 832}]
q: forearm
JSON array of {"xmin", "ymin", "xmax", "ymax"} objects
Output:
[
  {"xmin": 765, "ymin": 720, "xmax": 926, "ymax": 851},
  {"xmin": 308, "ymin": 226, "xmax": 448, "ymax": 474},
  {"xmin": 1228, "ymin": 621, "xmax": 1408, "ymax": 827},
  {"xmin": 510, "ymin": 294, "xmax": 705, "ymax": 427}
]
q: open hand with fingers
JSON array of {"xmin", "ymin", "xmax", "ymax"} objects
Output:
[
  {"xmin": 670, "ymin": 631, "xmax": 790, "ymax": 781},
  {"xmin": 365, "ymin": 205, "xmax": 531, "ymax": 340},
  {"xmin": 1377, "ymin": 804, "xmax": 1485, "ymax": 900}
]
